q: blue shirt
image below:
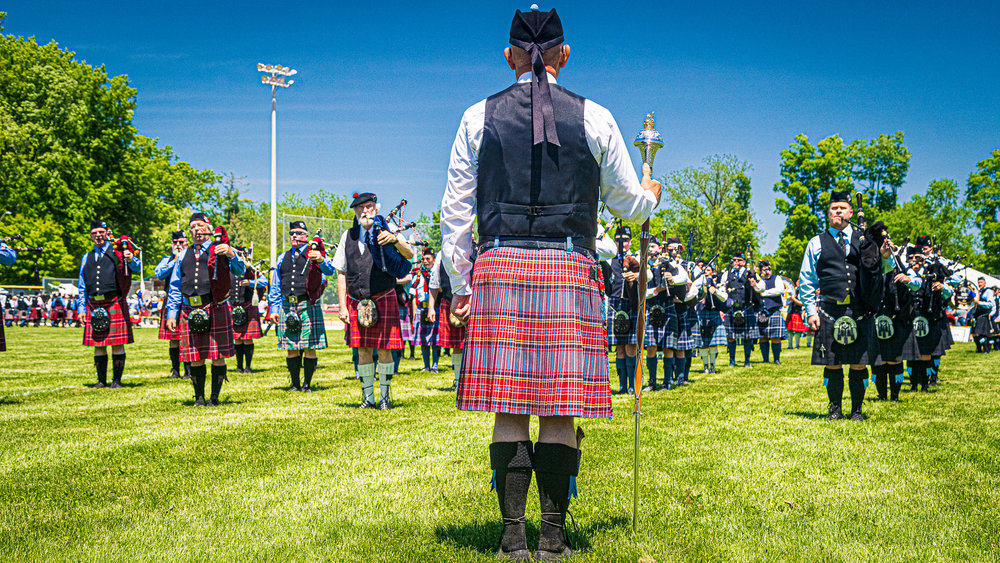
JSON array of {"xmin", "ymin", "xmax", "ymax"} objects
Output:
[
  {"xmin": 165, "ymin": 240, "xmax": 246, "ymax": 319},
  {"xmin": 76, "ymin": 241, "xmax": 142, "ymax": 315},
  {"xmin": 154, "ymin": 255, "xmax": 179, "ymax": 280},
  {"xmin": 0, "ymin": 242, "xmax": 15, "ymax": 266},
  {"xmin": 267, "ymin": 243, "xmax": 335, "ymax": 312},
  {"xmin": 798, "ymin": 225, "xmax": 896, "ymax": 317}
]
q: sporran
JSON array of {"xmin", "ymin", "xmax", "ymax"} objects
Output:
[
  {"xmin": 731, "ymin": 310, "xmax": 745, "ymax": 327},
  {"xmin": 91, "ymin": 307, "xmax": 110, "ymax": 332},
  {"xmin": 357, "ymin": 298, "xmax": 379, "ymax": 328},
  {"xmin": 188, "ymin": 307, "xmax": 211, "ymax": 334},
  {"xmin": 284, "ymin": 311, "xmax": 302, "ymax": 335},
  {"xmin": 913, "ymin": 316, "xmax": 930, "ymax": 339},
  {"xmin": 613, "ymin": 310, "xmax": 632, "ymax": 335},
  {"xmin": 231, "ymin": 305, "xmax": 248, "ymax": 326},
  {"xmin": 832, "ymin": 315, "xmax": 858, "ymax": 346},
  {"xmin": 648, "ymin": 305, "xmax": 667, "ymax": 328},
  {"xmin": 874, "ymin": 315, "xmax": 895, "ymax": 340}
]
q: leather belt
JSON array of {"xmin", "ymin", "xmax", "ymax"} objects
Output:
[
  {"xmin": 286, "ymin": 294, "xmax": 309, "ymax": 304},
  {"xmin": 91, "ymin": 291, "xmax": 119, "ymax": 302},
  {"xmin": 183, "ymin": 293, "xmax": 214, "ymax": 307},
  {"xmin": 478, "ymin": 236, "xmax": 596, "ymax": 260}
]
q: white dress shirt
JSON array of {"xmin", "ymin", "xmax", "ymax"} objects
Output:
[{"xmin": 440, "ymin": 72, "xmax": 658, "ymax": 295}]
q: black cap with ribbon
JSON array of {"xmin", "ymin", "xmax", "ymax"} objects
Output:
[
  {"xmin": 289, "ymin": 220, "xmax": 307, "ymax": 231},
  {"xmin": 90, "ymin": 219, "xmax": 108, "ymax": 230},
  {"xmin": 829, "ymin": 190, "xmax": 852, "ymax": 206},
  {"xmin": 350, "ymin": 192, "xmax": 377, "ymax": 208},
  {"xmin": 189, "ymin": 212, "xmax": 211, "ymax": 225},
  {"xmin": 509, "ymin": 6, "xmax": 564, "ymax": 146},
  {"xmin": 171, "ymin": 231, "xmax": 186, "ymax": 240}
]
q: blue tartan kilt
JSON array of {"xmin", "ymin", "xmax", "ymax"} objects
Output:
[
  {"xmin": 643, "ymin": 301, "xmax": 674, "ymax": 348},
  {"xmin": 415, "ymin": 307, "xmax": 439, "ymax": 346},
  {"xmin": 664, "ymin": 305, "xmax": 696, "ymax": 350},
  {"xmin": 757, "ymin": 310, "xmax": 787, "ymax": 339},
  {"xmin": 697, "ymin": 309, "xmax": 727, "ymax": 347},
  {"xmin": 724, "ymin": 304, "xmax": 759, "ymax": 340},
  {"xmin": 607, "ymin": 295, "xmax": 638, "ymax": 346}
]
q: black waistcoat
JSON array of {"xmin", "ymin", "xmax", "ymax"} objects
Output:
[
  {"xmin": 607, "ymin": 257, "xmax": 627, "ymax": 298},
  {"xmin": 179, "ymin": 247, "xmax": 211, "ymax": 297},
  {"xmin": 880, "ymin": 271, "xmax": 914, "ymax": 319},
  {"xmin": 760, "ymin": 276, "xmax": 782, "ymax": 310},
  {"xmin": 82, "ymin": 248, "xmax": 120, "ymax": 296},
  {"xmin": 725, "ymin": 268, "xmax": 752, "ymax": 307},
  {"xmin": 817, "ymin": 230, "xmax": 861, "ymax": 303},
  {"xmin": 345, "ymin": 226, "xmax": 396, "ymax": 299},
  {"xmin": 279, "ymin": 247, "xmax": 309, "ymax": 297},
  {"xmin": 437, "ymin": 261, "xmax": 453, "ymax": 303},
  {"xmin": 231, "ymin": 274, "xmax": 253, "ymax": 303},
  {"xmin": 477, "ymin": 82, "xmax": 600, "ymax": 247}
]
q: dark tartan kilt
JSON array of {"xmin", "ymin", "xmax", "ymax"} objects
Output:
[
  {"xmin": 697, "ymin": 309, "xmax": 727, "ymax": 347},
  {"xmin": 277, "ymin": 300, "xmax": 327, "ymax": 350},
  {"xmin": 916, "ymin": 315, "xmax": 953, "ymax": 357},
  {"xmin": 399, "ymin": 304, "xmax": 414, "ymax": 342},
  {"xmin": 179, "ymin": 302, "xmax": 235, "ymax": 363},
  {"xmin": 437, "ymin": 298, "xmax": 466, "ymax": 349},
  {"xmin": 415, "ymin": 307, "xmax": 439, "ymax": 346},
  {"xmin": 665, "ymin": 305, "xmax": 696, "ymax": 350},
  {"xmin": 811, "ymin": 303, "xmax": 875, "ymax": 366},
  {"xmin": 0, "ymin": 321, "xmax": 5, "ymax": 352},
  {"xmin": 724, "ymin": 304, "xmax": 760, "ymax": 340},
  {"xmin": 607, "ymin": 295, "xmax": 638, "ymax": 347},
  {"xmin": 52, "ymin": 306, "xmax": 67, "ymax": 320},
  {"xmin": 757, "ymin": 310, "xmax": 787, "ymax": 339},
  {"xmin": 786, "ymin": 312, "xmax": 808, "ymax": 333},
  {"xmin": 457, "ymin": 247, "xmax": 610, "ymax": 419},
  {"xmin": 157, "ymin": 306, "xmax": 180, "ymax": 341},
  {"xmin": 973, "ymin": 314, "xmax": 996, "ymax": 338},
  {"xmin": 231, "ymin": 301, "xmax": 263, "ymax": 340},
  {"xmin": 83, "ymin": 297, "xmax": 134, "ymax": 347},
  {"xmin": 347, "ymin": 290, "xmax": 403, "ymax": 350},
  {"xmin": 643, "ymin": 299, "xmax": 673, "ymax": 348},
  {"xmin": 874, "ymin": 314, "xmax": 921, "ymax": 364}
]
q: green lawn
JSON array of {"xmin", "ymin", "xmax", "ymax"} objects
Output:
[{"xmin": 1, "ymin": 327, "xmax": 998, "ymax": 562}]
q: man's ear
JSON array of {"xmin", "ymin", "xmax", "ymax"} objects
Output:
[
  {"xmin": 560, "ymin": 44, "xmax": 571, "ymax": 69},
  {"xmin": 504, "ymin": 47, "xmax": 516, "ymax": 71}
]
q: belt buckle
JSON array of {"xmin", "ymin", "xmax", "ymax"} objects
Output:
[
  {"xmin": 93, "ymin": 294, "xmax": 106, "ymax": 302},
  {"xmin": 837, "ymin": 295, "xmax": 851, "ymax": 306},
  {"xmin": 288, "ymin": 295, "xmax": 299, "ymax": 304},
  {"xmin": 189, "ymin": 295, "xmax": 202, "ymax": 307}
]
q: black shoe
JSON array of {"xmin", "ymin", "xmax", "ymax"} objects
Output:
[
  {"xmin": 774, "ymin": 360, "xmax": 781, "ymax": 365},
  {"xmin": 109, "ymin": 381, "xmax": 122, "ymax": 389},
  {"xmin": 287, "ymin": 386, "xmax": 301, "ymax": 392},
  {"xmin": 379, "ymin": 398, "xmax": 392, "ymax": 410},
  {"xmin": 206, "ymin": 398, "xmax": 219, "ymax": 407},
  {"xmin": 921, "ymin": 386, "xmax": 930, "ymax": 393},
  {"xmin": 828, "ymin": 403, "xmax": 844, "ymax": 420},
  {"xmin": 302, "ymin": 385, "xmax": 312, "ymax": 393},
  {"xmin": 876, "ymin": 395, "xmax": 887, "ymax": 401},
  {"xmin": 359, "ymin": 399, "xmax": 376, "ymax": 409},
  {"xmin": 169, "ymin": 369, "xmax": 180, "ymax": 379},
  {"xmin": 850, "ymin": 411, "xmax": 864, "ymax": 421},
  {"xmin": 194, "ymin": 397, "xmax": 206, "ymax": 407},
  {"xmin": 94, "ymin": 382, "xmax": 106, "ymax": 389}
]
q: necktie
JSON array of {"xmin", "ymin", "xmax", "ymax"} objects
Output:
[
  {"xmin": 839, "ymin": 232, "xmax": 848, "ymax": 254},
  {"xmin": 365, "ymin": 231, "xmax": 372, "ymax": 246}
]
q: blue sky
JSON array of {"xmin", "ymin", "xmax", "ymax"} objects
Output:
[{"xmin": 4, "ymin": 1, "xmax": 998, "ymax": 251}]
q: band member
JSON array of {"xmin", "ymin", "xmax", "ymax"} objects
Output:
[
  {"xmin": 696, "ymin": 265, "xmax": 728, "ymax": 373},
  {"xmin": 607, "ymin": 225, "xmax": 640, "ymax": 394},
  {"xmin": 269, "ymin": 221, "xmax": 334, "ymax": 391},
  {"xmin": 439, "ymin": 8, "xmax": 660, "ymax": 558},
  {"xmin": 0, "ymin": 240, "xmax": 15, "ymax": 352},
  {"xmin": 785, "ymin": 280, "xmax": 808, "ymax": 349},
  {"xmin": 155, "ymin": 231, "xmax": 188, "ymax": 379},
  {"xmin": 753, "ymin": 260, "xmax": 787, "ymax": 364},
  {"xmin": 642, "ymin": 237, "xmax": 668, "ymax": 390},
  {"xmin": 414, "ymin": 248, "xmax": 440, "ymax": 372},
  {"xmin": 334, "ymin": 193, "xmax": 413, "ymax": 409},
  {"xmin": 798, "ymin": 191, "xmax": 892, "ymax": 421},
  {"xmin": 165, "ymin": 212, "xmax": 245, "ymax": 407},
  {"xmin": 871, "ymin": 236, "xmax": 922, "ymax": 402},
  {"xmin": 50, "ymin": 293, "xmax": 68, "ymax": 327},
  {"xmin": 393, "ymin": 272, "xmax": 414, "ymax": 374},
  {"xmin": 29, "ymin": 294, "xmax": 42, "ymax": 327},
  {"xmin": 665, "ymin": 237, "xmax": 702, "ymax": 386},
  {"xmin": 429, "ymin": 251, "xmax": 466, "ymax": 388},
  {"xmin": 972, "ymin": 277, "xmax": 996, "ymax": 353},
  {"xmin": 719, "ymin": 252, "xmax": 758, "ymax": 368},
  {"xmin": 231, "ymin": 249, "xmax": 268, "ymax": 374},
  {"xmin": 907, "ymin": 238, "xmax": 954, "ymax": 391},
  {"xmin": 76, "ymin": 219, "xmax": 141, "ymax": 388}
]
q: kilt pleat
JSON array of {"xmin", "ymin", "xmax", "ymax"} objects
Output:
[
  {"xmin": 457, "ymin": 247, "xmax": 611, "ymax": 419},
  {"xmin": 83, "ymin": 297, "xmax": 134, "ymax": 347},
  {"xmin": 664, "ymin": 305, "xmax": 696, "ymax": 350},
  {"xmin": 643, "ymin": 300, "xmax": 672, "ymax": 348},
  {"xmin": 786, "ymin": 312, "xmax": 808, "ymax": 333},
  {"xmin": 874, "ymin": 314, "xmax": 921, "ymax": 363},
  {"xmin": 231, "ymin": 302, "xmax": 264, "ymax": 339},
  {"xmin": 158, "ymin": 306, "xmax": 180, "ymax": 341},
  {"xmin": 179, "ymin": 302, "xmax": 235, "ymax": 363},
  {"xmin": 811, "ymin": 304, "xmax": 875, "ymax": 366},
  {"xmin": 607, "ymin": 295, "xmax": 638, "ymax": 346},
  {"xmin": 399, "ymin": 305, "xmax": 414, "ymax": 341},
  {"xmin": 437, "ymin": 298, "xmax": 467, "ymax": 349},
  {"xmin": 415, "ymin": 306, "xmax": 439, "ymax": 346},
  {"xmin": 347, "ymin": 291, "xmax": 403, "ymax": 349},
  {"xmin": 277, "ymin": 300, "xmax": 327, "ymax": 350},
  {"xmin": 724, "ymin": 305, "xmax": 760, "ymax": 340},
  {"xmin": 697, "ymin": 309, "xmax": 727, "ymax": 347},
  {"xmin": 916, "ymin": 316, "xmax": 953, "ymax": 357},
  {"xmin": 757, "ymin": 310, "xmax": 787, "ymax": 339}
]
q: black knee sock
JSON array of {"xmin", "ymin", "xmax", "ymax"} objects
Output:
[
  {"xmin": 95, "ymin": 354, "xmax": 108, "ymax": 385},
  {"xmin": 848, "ymin": 368, "xmax": 868, "ymax": 414},
  {"xmin": 824, "ymin": 367, "xmax": 844, "ymax": 406},
  {"xmin": 743, "ymin": 341, "xmax": 753, "ymax": 364},
  {"xmin": 889, "ymin": 363, "xmax": 904, "ymax": 400},
  {"xmin": 771, "ymin": 342, "xmax": 781, "ymax": 363},
  {"xmin": 183, "ymin": 362, "xmax": 190, "ymax": 378},
  {"xmin": 191, "ymin": 364, "xmax": 207, "ymax": 398},
  {"xmin": 910, "ymin": 360, "xmax": 926, "ymax": 390},
  {"xmin": 873, "ymin": 365, "xmax": 888, "ymax": 399},
  {"xmin": 727, "ymin": 341, "xmax": 737, "ymax": 363},
  {"xmin": 761, "ymin": 341, "xmax": 770, "ymax": 363},
  {"xmin": 235, "ymin": 344, "xmax": 245, "ymax": 369},
  {"xmin": 112, "ymin": 353, "xmax": 126, "ymax": 383},
  {"xmin": 421, "ymin": 345, "xmax": 431, "ymax": 370},
  {"xmin": 303, "ymin": 356, "xmax": 318, "ymax": 387},
  {"xmin": 169, "ymin": 347, "xmax": 180, "ymax": 372},
  {"xmin": 624, "ymin": 355, "xmax": 636, "ymax": 391},
  {"xmin": 210, "ymin": 364, "xmax": 226, "ymax": 401},
  {"xmin": 646, "ymin": 357, "xmax": 658, "ymax": 388},
  {"xmin": 490, "ymin": 441, "xmax": 533, "ymax": 556},
  {"xmin": 286, "ymin": 354, "xmax": 302, "ymax": 388},
  {"xmin": 615, "ymin": 358, "xmax": 627, "ymax": 392},
  {"xmin": 432, "ymin": 346, "xmax": 441, "ymax": 369},
  {"xmin": 245, "ymin": 342, "xmax": 254, "ymax": 371}
]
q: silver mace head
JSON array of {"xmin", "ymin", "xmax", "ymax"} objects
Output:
[{"xmin": 634, "ymin": 112, "xmax": 664, "ymax": 168}]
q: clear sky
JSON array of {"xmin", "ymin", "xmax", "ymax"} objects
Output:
[{"xmin": 4, "ymin": 1, "xmax": 998, "ymax": 251}]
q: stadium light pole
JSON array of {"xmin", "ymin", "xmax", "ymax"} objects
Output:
[{"xmin": 256, "ymin": 63, "xmax": 296, "ymax": 273}]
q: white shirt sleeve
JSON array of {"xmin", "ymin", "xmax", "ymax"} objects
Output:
[
  {"xmin": 584, "ymin": 99, "xmax": 658, "ymax": 223},
  {"xmin": 429, "ymin": 254, "xmax": 443, "ymax": 290},
  {"xmin": 332, "ymin": 230, "xmax": 351, "ymax": 273}
]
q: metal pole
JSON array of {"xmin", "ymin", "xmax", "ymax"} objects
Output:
[{"xmin": 269, "ymin": 86, "xmax": 278, "ymax": 279}]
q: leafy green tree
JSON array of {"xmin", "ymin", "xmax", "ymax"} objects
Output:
[
  {"xmin": 880, "ymin": 178, "xmax": 974, "ymax": 260},
  {"xmin": 0, "ymin": 214, "xmax": 75, "ymax": 285},
  {"xmin": 848, "ymin": 131, "xmax": 911, "ymax": 212},
  {"xmin": 966, "ymin": 149, "xmax": 1000, "ymax": 273}
]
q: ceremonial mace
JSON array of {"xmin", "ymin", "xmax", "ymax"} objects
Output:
[{"xmin": 632, "ymin": 113, "xmax": 663, "ymax": 534}]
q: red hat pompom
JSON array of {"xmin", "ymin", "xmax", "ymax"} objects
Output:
[{"xmin": 353, "ymin": 192, "xmax": 359, "ymax": 198}]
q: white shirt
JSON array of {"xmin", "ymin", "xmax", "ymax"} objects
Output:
[
  {"xmin": 440, "ymin": 72, "xmax": 658, "ymax": 295},
  {"xmin": 429, "ymin": 253, "xmax": 444, "ymax": 290}
]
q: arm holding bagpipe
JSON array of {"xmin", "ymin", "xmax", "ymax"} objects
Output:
[{"xmin": 300, "ymin": 229, "xmax": 336, "ymax": 276}]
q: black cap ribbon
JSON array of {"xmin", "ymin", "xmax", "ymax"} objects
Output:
[{"xmin": 509, "ymin": 9, "xmax": 563, "ymax": 146}]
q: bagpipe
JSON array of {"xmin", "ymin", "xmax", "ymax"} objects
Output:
[
  {"xmin": 185, "ymin": 226, "xmax": 231, "ymax": 334},
  {"xmin": 1, "ymin": 234, "xmax": 44, "ymax": 253}
]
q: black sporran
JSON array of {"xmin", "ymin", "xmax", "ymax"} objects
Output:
[
  {"xmin": 613, "ymin": 310, "xmax": 632, "ymax": 335},
  {"xmin": 91, "ymin": 307, "xmax": 110, "ymax": 332},
  {"xmin": 731, "ymin": 310, "xmax": 746, "ymax": 327},
  {"xmin": 756, "ymin": 310, "xmax": 770, "ymax": 325},
  {"xmin": 188, "ymin": 307, "xmax": 211, "ymax": 334},
  {"xmin": 648, "ymin": 305, "xmax": 667, "ymax": 328},
  {"xmin": 284, "ymin": 311, "xmax": 302, "ymax": 335},
  {"xmin": 700, "ymin": 320, "xmax": 716, "ymax": 340},
  {"xmin": 231, "ymin": 305, "xmax": 248, "ymax": 326}
]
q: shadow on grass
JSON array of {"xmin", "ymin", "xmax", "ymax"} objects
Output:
[
  {"xmin": 434, "ymin": 514, "xmax": 626, "ymax": 554},
  {"xmin": 430, "ymin": 386, "xmax": 457, "ymax": 392},
  {"xmin": 785, "ymin": 411, "xmax": 827, "ymax": 420}
]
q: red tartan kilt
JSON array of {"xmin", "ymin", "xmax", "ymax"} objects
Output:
[
  {"xmin": 436, "ymin": 298, "xmax": 466, "ymax": 349},
  {"xmin": 52, "ymin": 306, "xmax": 67, "ymax": 320},
  {"xmin": 786, "ymin": 312, "xmax": 808, "ymax": 333},
  {"xmin": 83, "ymin": 297, "xmax": 134, "ymax": 347},
  {"xmin": 29, "ymin": 307, "xmax": 42, "ymax": 321},
  {"xmin": 348, "ymin": 290, "xmax": 403, "ymax": 349},
  {"xmin": 179, "ymin": 302, "xmax": 235, "ymax": 363},
  {"xmin": 158, "ymin": 307, "xmax": 180, "ymax": 340},
  {"xmin": 231, "ymin": 302, "xmax": 263, "ymax": 339}
]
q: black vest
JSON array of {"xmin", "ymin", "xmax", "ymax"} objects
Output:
[
  {"xmin": 880, "ymin": 271, "xmax": 914, "ymax": 319},
  {"xmin": 231, "ymin": 274, "xmax": 253, "ymax": 304},
  {"xmin": 817, "ymin": 230, "xmax": 861, "ymax": 303},
  {"xmin": 607, "ymin": 256, "xmax": 628, "ymax": 298},
  {"xmin": 345, "ymin": 226, "xmax": 396, "ymax": 299},
  {"xmin": 179, "ymin": 247, "xmax": 211, "ymax": 297},
  {"xmin": 437, "ymin": 261, "xmax": 453, "ymax": 303},
  {"xmin": 82, "ymin": 247, "xmax": 120, "ymax": 296},
  {"xmin": 760, "ymin": 276, "xmax": 782, "ymax": 310},
  {"xmin": 477, "ymin": 82, "xmax": 600, "ymax": 248},
  {"xmin": 725, "ymin": 268, "xmax": 752, "ymax": 307},
  {"xmin": 279, "ymin": 247, "xmax": 309, "ymax": 297}
]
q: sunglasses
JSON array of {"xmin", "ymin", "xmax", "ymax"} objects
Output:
[{"xmin": 290, "ymin": 231, "xmax": 308, "ymax": 236}]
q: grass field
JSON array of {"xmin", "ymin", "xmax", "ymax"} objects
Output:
[{"xmin": 1, "ymin": 327, "xmax": 998, "ymax": 562}]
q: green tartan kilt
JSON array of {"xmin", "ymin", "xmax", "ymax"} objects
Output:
[{"xmin": 277, "ymin": 300, "xmax": 328, "ymax": 351}]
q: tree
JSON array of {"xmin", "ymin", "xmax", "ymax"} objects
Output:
[
  {"xmin": 966, "ymin": 148, "xmax": 1000, "ymax": 273},
  {"xmin": 880, "ymin": 178, "xmax": 974, "ymax": 260},
  {"xmin": 0, "ymin": 214, "xmax": 75, "ymax": 285},
  {"xmin": 848, "ymin": 131, "xmax": 911, "ymax": 212}
]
